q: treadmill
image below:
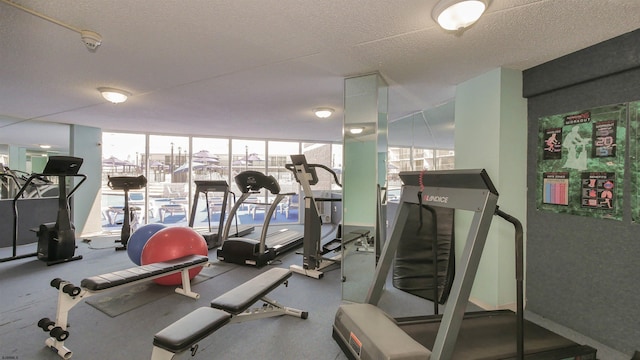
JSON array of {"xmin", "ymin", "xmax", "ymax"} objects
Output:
[
  {"xmin": 187, "ymin": 180, "xmax": 254, "ymax": 249},
  {"xmin": 217, "ymin": 171, "xmax": 303, "ymax": 267},
  {"xmin": 332, "ymin": 169, "xmax": 597, "ymax": 360}
]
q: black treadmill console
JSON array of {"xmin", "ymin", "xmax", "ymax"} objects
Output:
[
  {"xmin": 42, "ymin": 156, "xmax": 83, "ymax": 176},
  {"xmin": 235, "ymin": 171, "xmax": 281, "ymax": 194},
  {"xmin": 107, "ymin": 175, "xmax": 147, "ymax": 190}
]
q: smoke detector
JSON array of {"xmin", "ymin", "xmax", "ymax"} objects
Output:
[{"xmin": 80, "ymin": 30, "xmax": 102, "ymax": 51}]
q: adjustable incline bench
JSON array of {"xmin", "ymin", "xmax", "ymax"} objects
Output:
[
  {"xmin": 151, "ymin": 267, "xmax": 307, "ymax": 360},
  {"xmin": 37, "ymin": 254, "xmax": 209, "ymax": 359}
]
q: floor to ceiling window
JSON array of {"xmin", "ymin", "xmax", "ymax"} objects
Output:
[
  {"xmin": 189, "ymin": 137, "xmax": 230, "ymax": 230},
  {"xmin": 268, "ymin": 141, "xmax": 300, "ymax": 224},
  {"xmin": 101, "ymin": 133, "xmax": 146, "ymax": 232},
  {"xmin": 146, "ymin": 135, "xmax": 189, "ymax": 227},
  {"xmin": 100, "ymin": 132, "xmax": 452, "ymax": 233}
]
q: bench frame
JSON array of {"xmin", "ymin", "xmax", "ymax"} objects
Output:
[
  {"xmin": 151, "ymin": 268, "xmax": 307, "ymax": 360},
  {"xmin": 226, "ymin": 294, "xmax": 306, "ymax": 324},
  {"xmin": 41, "ymin": 256, "xmax": 209, "ymax": 359}
]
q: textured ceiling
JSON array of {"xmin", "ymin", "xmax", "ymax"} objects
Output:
[{"xmin": 1, "ymin": 0, "xmax": 639, "ymax": 153}]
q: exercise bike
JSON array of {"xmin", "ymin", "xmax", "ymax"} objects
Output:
[{"xmin": 107, "ymin": 175, "xmax": 147, "ymax": 251}]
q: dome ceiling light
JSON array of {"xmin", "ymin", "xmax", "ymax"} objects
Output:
[{"xmin": 432, "ymin": 0, "xmax": 489, "ymax": 31}]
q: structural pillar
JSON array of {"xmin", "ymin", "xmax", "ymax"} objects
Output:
[
  {"xmin": 454, "ymin": 67, "xmax": 527, "ymax": 309},
  {"xmin": 341, "ymin": 72, "xmax": 388, "ymax": 302}
]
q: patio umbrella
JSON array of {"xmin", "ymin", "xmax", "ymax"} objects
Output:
[
  {"xmin": 245, "ymin": 153, "xmax": 262, "ymax": 162},
  {"xmin": 102, "ymin": 156, "xmax": 126, "ymax": 167},
  {"xmin": 193, "ymin": 150, "xmax": 220, "ymax": 164},
  {"xmin": 174, "ymin": 161, "xmax": 208, "ymax": 173},
  {"xmin": 150, "ymin": 160, "xmax": 165, "ymax": 169},
  {"xmin": 102, "ymin": 156, "xmax": 128, "ymax": 172}
]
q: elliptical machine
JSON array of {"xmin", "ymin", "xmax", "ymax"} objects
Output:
[
  {"xmin": 286, "ymin": 154, "xmax": 345, "ymax": 279},
  {"xmin": 35, "ymin": 156, "xmax": 86, "ymax": 266}
]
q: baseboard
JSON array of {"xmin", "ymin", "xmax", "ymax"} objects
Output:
[{"xmin": 468, "ymin": 297, "xmax": 517, "ymax": 312}]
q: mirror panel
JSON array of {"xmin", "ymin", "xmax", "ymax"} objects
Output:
[{"xmin": 342, "ymin": 73, "xmax": 388, "ymax": 302}]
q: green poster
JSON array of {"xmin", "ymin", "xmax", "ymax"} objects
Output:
[
  {"xmin": 630, "ymin": 101, "xmax": 640, "ymax": 222},
  {"xmin": 537, "ymin": 103, "xmax": 626, "ymax": 220}
]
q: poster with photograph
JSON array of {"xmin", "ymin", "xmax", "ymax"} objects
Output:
[{"xmin": 537, "ymin": 103, "xmax": 626, "ymax": 220}]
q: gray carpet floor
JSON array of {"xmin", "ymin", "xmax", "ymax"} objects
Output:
[
  {"xmin": 0, "ymin": 226, "xmax": 360, "ymax": 360},
  {"xmin": 0, "ymin": 224, "xmax": 627, "ymax": 360}
]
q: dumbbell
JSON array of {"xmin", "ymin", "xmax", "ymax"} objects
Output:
[
  {"xmin": 50, "ymin": 278, "xmax": 64, "ymax": 289},
  {"xmin": 50, "ymin": 326, "xmax": 70, "ymax": 342},
  {"xmin": 50, "ymin": 278, "xmax": 81, "ymax": 296},
  {"xmin": 62, "ymin": 284, "xmax": 81, "ymax": 296},
  {"xmin": 38, "ymin": 317, "xmax": 55, "ymax": 332}
]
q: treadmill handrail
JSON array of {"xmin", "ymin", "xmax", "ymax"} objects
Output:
[{"xmin": 399, "ymin": 169, "xmax": 498, "ymax": 196}]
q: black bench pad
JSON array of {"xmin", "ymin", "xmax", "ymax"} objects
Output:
[
  {"xmin": 210, "ymin": 267, "xmax": 291, "ymax": 314},
  {"xmin": 80, "ymin": 255, "xmax": 208, "ymax": 291},
  {"xmin": 153, "ymin": 307, "xmax": 231, "ymax": 352}
]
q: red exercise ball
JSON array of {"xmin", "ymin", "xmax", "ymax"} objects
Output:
[{"xmin": 140, "ymin": 226, "xmax": 208, "ymax": 286}]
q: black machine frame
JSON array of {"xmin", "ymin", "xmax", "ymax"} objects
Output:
[
  {"xmin": 107, "ymin": 175, "xmax": 147, "ymax": 251},
  {"xmin": 217, "ymin": 171, "xmax": 303, "ymax": 267},
  {"xmin": 1, "ymin": 156, "xmax": 86, "ymax": 265},
  {"xmin": 187, "ymin": 180, "xmax": 254, "ymax": 249}
]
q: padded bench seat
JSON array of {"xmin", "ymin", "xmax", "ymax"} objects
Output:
[
  {"xmin": 153, "ymin": 307, "xmax": 231, "ymax": 353},
  {"xmin": 210, "ymin": 267, "xmax": 292, "ymax": 314},
  {"xmin": 151, "ymin": 267, "xmax": 306, "ymax": 360},
  {"xmin": 81, "ymin": 254, "xmax": 208, "ymax": 291}
]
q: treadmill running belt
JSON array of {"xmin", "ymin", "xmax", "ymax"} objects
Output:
[{"xmin": 399, "ymin": 311, "xmax": 596, "ymax": 360}]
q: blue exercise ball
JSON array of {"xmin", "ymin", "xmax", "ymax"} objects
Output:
[{"xmin": 127, "ymin": 223, "xmax": 166, "ymax": 265}]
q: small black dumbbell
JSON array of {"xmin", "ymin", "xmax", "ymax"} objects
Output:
[
  {"xmin": 38, "ymin": 317, "xmax": 55, "ymax": 332},
  {"xmin": 62, "ymin": 284, "xmax": 81, "ymax": 297},
  {"xmin": 50, "ymin": 278, "xmax": 64, "ymax": 289},
  {"xmin": 50, "ymin": 326, "xmax": 69, "ymax": 342}
]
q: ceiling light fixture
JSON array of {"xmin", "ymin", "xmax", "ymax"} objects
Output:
[
  {"xmin": 350, "ymin": 127, "xmax": 364, "ymax": 135},
  {"xmin": 432, "ymin": 0, "xmax": 489, "ymax": 31},
  {"xmin": 39, "ymin": 144, "xmax": 51, "ymax": 149},
  {"xmin": 98, "ymin": 87, "xmax": 131, "ymax": 104},
  {"xmin": 314, "ymin": 107, "xmax": 334, "ymax": 119}
]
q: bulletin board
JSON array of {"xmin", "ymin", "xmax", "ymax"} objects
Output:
[
  {"xmin": 630, "ymin": 101, "xmax": 640, "ymax": 223},
  {"xmin": 537, "ymin": 103, "xmax": 626, "ymax": 220}
]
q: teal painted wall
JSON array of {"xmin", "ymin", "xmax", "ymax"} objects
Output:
[
  {"xmin": 70, "ymin": 125, "xmax": 102, "ymax": 235},
  {"xmin": 454, "ymin": 67, "xmax": 527, "ymax": 308}
]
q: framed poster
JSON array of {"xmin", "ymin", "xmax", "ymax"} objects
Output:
[
  {"xmin": 537, "ymin": 103, "xmax": 626, "ymax": 220},
  {"xmin": 630, "ymin": 101, "xmax": 640, "ymax": 222}
]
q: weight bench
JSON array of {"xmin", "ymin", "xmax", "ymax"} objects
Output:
[
  {"xmin": 37, "ymin": 254, "xmax": 209, "ymax": 359},
  {"xmin": 151, "ymin": 267, "xmax": 307, "ymax": 360}
]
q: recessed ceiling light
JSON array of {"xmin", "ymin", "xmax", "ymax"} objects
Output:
[
  {"xmin": 98, "ymin": 87, "xmax": 131, "ymax": 104},
  {"xmin": 350, "ymin": 127, "xmax": 364, "ymax": 134},
  {"xmin": 314, "ymin": 107, "xmax": 334, "ymax": 119},
  {"xmin": 39, "ymin": 144, "xmax": 51, "ymax": 149}
]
